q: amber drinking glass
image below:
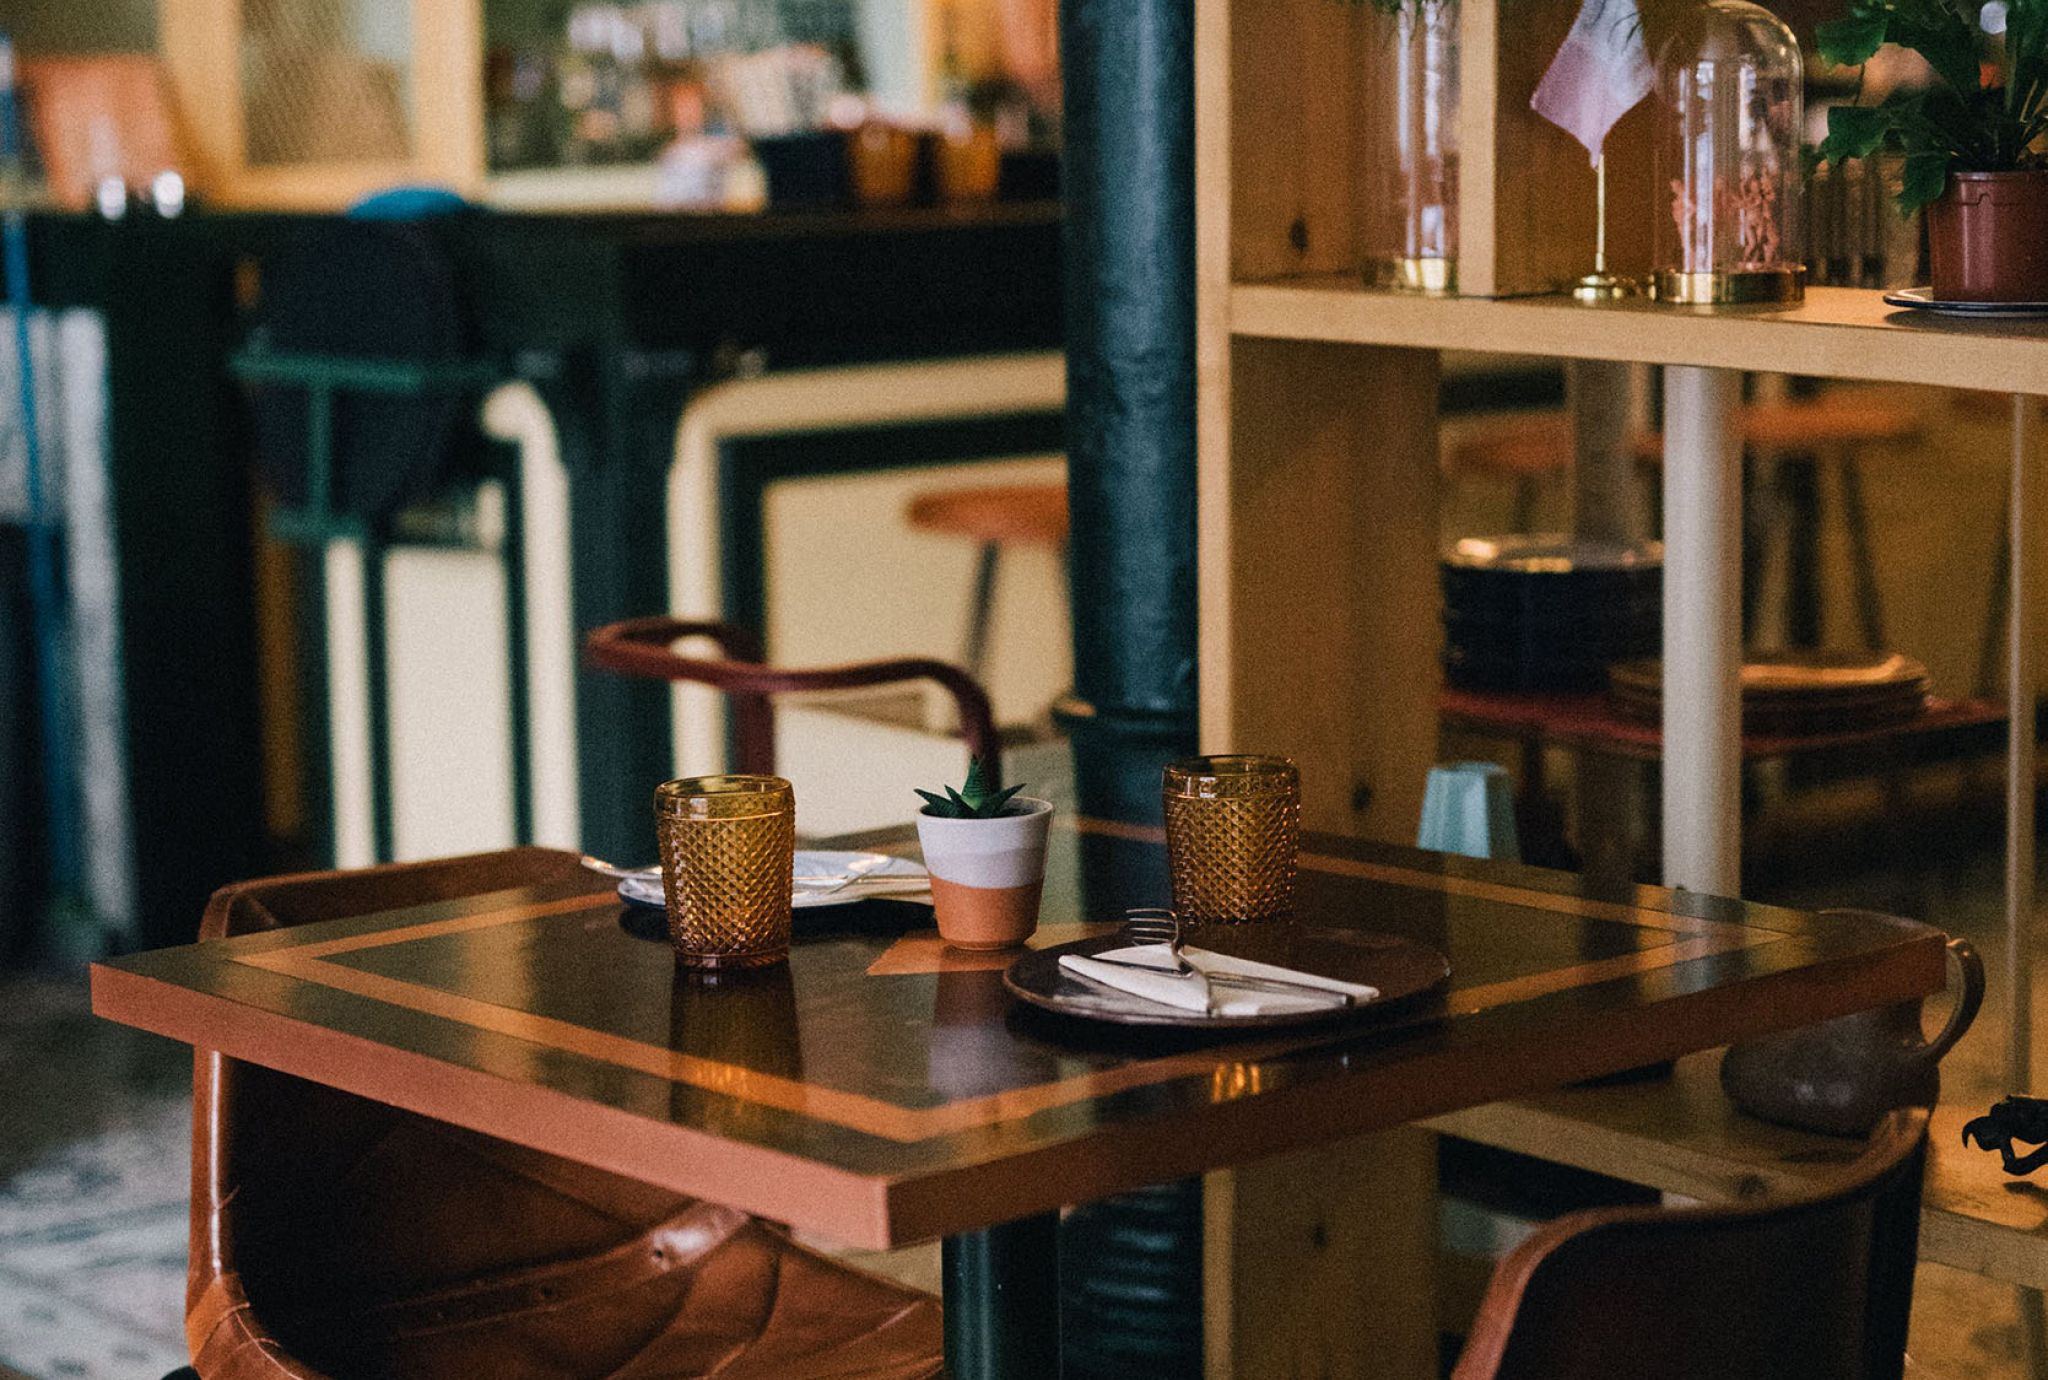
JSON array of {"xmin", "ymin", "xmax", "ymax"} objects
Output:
[
  {"xmin": 655, "ymin": 775, "xmax": 796, "ymax": 969},
  {"xmin": 1162, "ymin": 756, "xmax": 1301, "ymax": 924}
]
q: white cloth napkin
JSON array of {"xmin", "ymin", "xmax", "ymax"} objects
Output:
[
  {"xmin": 618, "ymin": 851, "xmax": 928, "ymax": 909},
  {"xmin": 1058, "ymin": 945, "xmax": 1380, "ymax": 1018}
]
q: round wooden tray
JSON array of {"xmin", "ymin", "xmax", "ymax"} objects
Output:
[{"xmin": 1005, "ymin": 925, "xmax": 1450, "ymax": 1031}]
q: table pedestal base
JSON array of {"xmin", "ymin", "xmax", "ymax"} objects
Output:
[{"xmin": 944, "ymin": 1212, "xmax": 1061, "ymax": 1378}]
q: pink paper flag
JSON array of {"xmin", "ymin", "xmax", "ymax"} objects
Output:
[{"xmin": 1530, "ymin": 0, "xmax": 1654, "ymax": 165}]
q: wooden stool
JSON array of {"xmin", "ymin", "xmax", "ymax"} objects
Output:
[
  {"xmin": 1442, "ymin": 413, "xmax": 1575, "ymax": 534},
  {"xmin": 1633, "ymin": 393, "xmax": 1924, "ymax": 651},
  {"xmin": 1443, "ymin": 393, "xmax": 1924, "ymax": 648},
  {"xmin": 904, "ymin": 484, "xmax": 1069, "ymax": 684},
  {"xmin": 1950, "ymin": 390, "xmax": 2048, "ymax": 696}
]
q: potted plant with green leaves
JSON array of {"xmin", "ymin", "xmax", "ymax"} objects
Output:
[
  {"xmin": 914, "ymin": 758, "xmax": 1052, "ymax": 951},
  {"xmin": 1815, "ymin": 0, "xmax": 2048, "ymax": 301}
]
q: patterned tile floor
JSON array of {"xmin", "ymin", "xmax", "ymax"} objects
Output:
[{"xmin": 0, "ymin": 979, "xmax": 188, "ymax": 1380}]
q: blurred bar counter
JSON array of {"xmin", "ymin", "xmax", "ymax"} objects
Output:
[{"xmin": 0, "ymin": 202, "xmax": 1061, "ymax": 955}]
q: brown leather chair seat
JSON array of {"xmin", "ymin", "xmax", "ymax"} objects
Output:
[{"xmin": 185, "ymin": 848, "xmax": 941, "ymax": 1380}]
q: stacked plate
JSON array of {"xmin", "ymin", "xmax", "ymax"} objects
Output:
[
  {"xmin": 1442, "ymin": 535, "xmax": 1663, "ymax": 692},
  {"xmin": 1608, "ymin": 650, "xmax": 1932, "ymax": 735}
]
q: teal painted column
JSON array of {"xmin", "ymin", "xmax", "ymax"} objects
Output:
[
  {"xmin": 1057, "ymin": 0, "xmax": 1200, "ymax": 831},
  {"xmin": 1057, "ymin": 4, "xmax": 1204, "ymax": 1378}
]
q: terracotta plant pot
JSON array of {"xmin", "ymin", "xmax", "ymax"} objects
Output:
[
  {"xmin": 1926, "ymin": 170, "xmax": 2048, "ymax": 302},
  {"xmin": 915, "ymin": 797, "xmax": 1052, "ymax": 951}
]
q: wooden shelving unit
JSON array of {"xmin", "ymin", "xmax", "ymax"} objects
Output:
[
  {"xmin": 1235, "ymin": 278, "xmax": 2048, "ymax": 392},
  {"xmin": 1195, "ymin": 0, "xmax": 2047, "ymax": 888},
  {"xmin": 1439, "ymin": 688, "xmax": 2008, "ymax": 763},
  {"xmin": 1195, "ymin": 1, "xmax": 2047, "ymax": 1374}
]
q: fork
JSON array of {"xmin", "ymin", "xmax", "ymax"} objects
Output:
[
  {"xmin": 801, "ymin": 854, "xmax": 890, "ymax": 897},
  {"xmin": 1089, "ymin": 908, "xmax": 1355, "ymax": 1007},
  {"xmin": 1100, "ymin": 908, "xmax": 1216, "ymax": 1014}
]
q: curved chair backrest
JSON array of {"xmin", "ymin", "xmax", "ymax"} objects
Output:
[
  {"xmin": 186, "ymin": 848, "xmax": 694, "ymax": 1379},
  {"xmin": 1454, "ymin": 1105, "xmax": 1930, "ymax": 1380},
  {"xmin": 184, "ymin": 848, "xmax": 943, "ymax": 1380},
  {"xmin": 583, "ymin": 616, "xmax": 1003, "ymax": 782}
]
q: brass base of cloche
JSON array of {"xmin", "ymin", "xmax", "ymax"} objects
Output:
[
  {"xmin": 1651, "ymin": 265, "xmax": 1806, "ymax": 306},
  {"xmin": 1374, "ymin": 255, "xmax": 1456, "ymax": 296}
]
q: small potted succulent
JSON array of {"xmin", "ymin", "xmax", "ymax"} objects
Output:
[
  {"xmin": 1815, "ymin": 0, "xmax": 2048, "ymax": 301},
  {"xmin": 914, "ymin": 758, "xmax": 1052, "ymax": 951}
]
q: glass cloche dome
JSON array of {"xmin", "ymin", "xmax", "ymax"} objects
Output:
[{"xmin": 1652, "ymin": 0, "xmax": 1806, "ymax": 305}]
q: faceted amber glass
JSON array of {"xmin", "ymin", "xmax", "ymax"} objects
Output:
[
  {"xmin": 655, "ymin": 775, "xmax": 796, "ymax": 969},
  {"xmin": 1162, "ymin": 756, "xmax": 1301, "ymax": 924}
]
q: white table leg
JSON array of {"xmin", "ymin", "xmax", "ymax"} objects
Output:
[
  {"xmin": 2009, "ymin": 393, "xmax": 2039, "ymax": 1095},
  {"xmin": 2004, "ymin": 400, "xmax": 2041, "ymax": 1380},
  {"xmin": 1661, "ymin": 366, "xmax": 1744, "ymax": 896}
]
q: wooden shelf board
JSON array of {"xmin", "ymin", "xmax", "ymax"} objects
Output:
[
  {"xmin": 1426, "ymin": 1054, "xmax": 2048, "ymax": 1291},
  {"xmin": 1233, "ymin": 277, "xmax": 2048, "ymax": 395},
  {"xmin": 1441, "ymin": 688, "xmax": 2007, "ymax": 763}
]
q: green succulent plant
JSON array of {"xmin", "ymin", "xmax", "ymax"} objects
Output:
[
  {"xmin": 915, "ymin": 757, "xmax": 1029, "ymax": 819},
  {"xmin": 1815, "ymin": 0, "xmax": 2048, "ymax": 214}
]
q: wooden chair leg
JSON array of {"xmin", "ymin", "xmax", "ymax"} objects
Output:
[
  {"xmin": 2021, "ymin": 1284, "xmax": 2048, "ymax": 1380},
  {"xmin": 1779, "ymin": 452, "xmax": 1823, "ymax": 648},
  {"xmin": 1838, "ymin": 452, "xmax": 1889, "ymax": 651},
  {"xmin": 1978, "ymin": 502, "xmax": 2012, "ymax": 700},
  {"xmin": 1740, "ymin": 452, "xmax": 1769, "ymax": 644},
  {"xmin": 964, "ymin": 540, "xmax": 1002, "ymax": 684},
  {"xmin": 1511, "ymin": 476, "xmax": 1540, "ymax": 534}
]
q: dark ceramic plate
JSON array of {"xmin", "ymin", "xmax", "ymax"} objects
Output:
[
  {"xmin": 1441, "ymin": 534, "xmax": 1664, "ymax": 573},
  {"xmin": 1883, "ymin": 287, "xmax": 2048, "ymax": 319},
  {"xmin": 1611, "ymin": 649, "xmax": 1931, "ymax": 699},
  {"xmin": 1004, "ymin": 925, "xmax": 1451, "ymax": 1031}
]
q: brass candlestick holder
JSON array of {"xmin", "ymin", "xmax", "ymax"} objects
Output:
[{"xmin": 1571, "ymin": 156, "xmax": 1638, "ymax": 302}]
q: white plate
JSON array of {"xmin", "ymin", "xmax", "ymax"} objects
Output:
[
  {"xmin": 1883, "ymin": 287, "xmax": 2048, "ymax": 319},
  {"xmin": 617, "ymin": 850, "xmax": 929, "ymax": 910}
]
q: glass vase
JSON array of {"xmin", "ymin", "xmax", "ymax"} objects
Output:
[{"xmin": 1368, "ymin": 0, "xmax": 1460, "ymax": 295}]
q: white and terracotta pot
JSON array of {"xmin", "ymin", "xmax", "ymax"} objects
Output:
[{"xmin": 914, "ymin": 797, "xmax": 1053, "ymax": 950}]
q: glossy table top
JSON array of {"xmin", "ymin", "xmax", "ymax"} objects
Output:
[{"xmin": 90, "ymin": 819, "xmax": 1944, "ymax": 1248}]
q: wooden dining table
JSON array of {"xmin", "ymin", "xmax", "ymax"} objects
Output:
[{"xmin": 91, "ymin": 816, "xmax": 1946, "ymax": 1379}]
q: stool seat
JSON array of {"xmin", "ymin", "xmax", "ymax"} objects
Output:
[
  {"xmin": 1443, "ymin": 414, "xmax": 1575, "ymax": 479},
  {"xmin": 905, "ymin": 484, "xmax": 1069, "ymax": 547},
  {"xmin": 1446, "ymin": 396, "xmax": 1924, "ymax": 475},
  {"xmin": 1630, "ymin": 394, "xmax": 1924, "ymax": 462},
  {"xmin": 1442, "ymin": 392, "xmax": 1924, "ymax": 660},
  {"xmin": 904, "ymin": 483, "xmax": 1070, "ymax": 689}
]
